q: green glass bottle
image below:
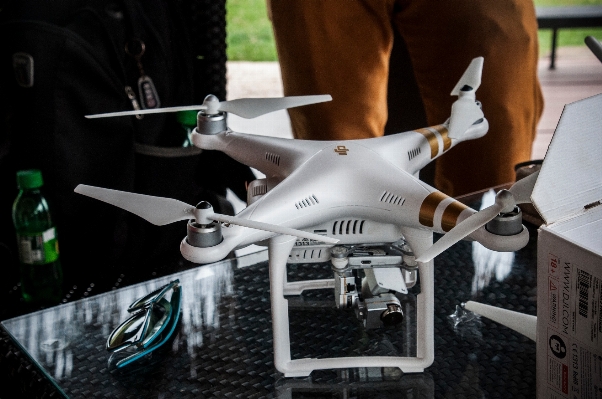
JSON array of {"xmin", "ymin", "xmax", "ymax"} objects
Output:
[
  {"xmin": 176, "ymin": 110, "xmax": 196, "ymax": 147},
  {"xmin": 12, "ymin": 169, "xmax": 63, "ymax": 304}
]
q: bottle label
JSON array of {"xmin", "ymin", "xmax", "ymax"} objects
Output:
[{"xmin": 17, "ymin": 227, "xmax": 60, "ymax": 265}]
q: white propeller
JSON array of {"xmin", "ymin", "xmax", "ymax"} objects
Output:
[
  {"xmin": 85, "ymin": 94, "xmax": 332, "ymax": 119},
  {"xmin": 74, "ymin": 184, "xmax": 339, "ymax": 244},
  {"xmin": 415, "ymin": 170, "xmax": 539, "ymax": 263},
  {"xmin": 450, "ymin": 57, "xmax": 483, "ymax": 96},
  {"xmin": 209, "ymin": 213, "xmax": 338, "ymax": 243},
  {"xmin": 448, "ymin": 57, "xmax": 485, "ymax": 140},
  {"xmin": 74, "ymin": 185, "xmax": 194, "ymax": 225}
]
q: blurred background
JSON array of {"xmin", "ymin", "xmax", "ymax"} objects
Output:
[{"xmin": 225, "ymin": 0, "xmax": 602, "ymax": 161}]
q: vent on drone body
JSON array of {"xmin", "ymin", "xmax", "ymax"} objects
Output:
[
  {"xmin": 379, "ymin": 191, "xmax": 406, "ymax": 206},
  {"xmin": 408, "ymin": 147, "xmax": 421, "ymax": 160},
  {"xmin": 265, "ymin": 152, "xmax": 281, "ymax": 166},
  {"xmin": 290, "ymin": 247, "xmax": 326, "ymax": 261},
  {"xmin": 252, "ymin": 184, "xmax": 267, "ymax": 197},
  {"xmin": 247, "ymin": 178, "xmax": 268, "ymax": 205},
  {"xmin": 332, "ymin": 220, "xmax": 366, "ymax": 235},
  {"xmin": 295, "ymin": 195, "xmax": 319, "ymax": 209}
]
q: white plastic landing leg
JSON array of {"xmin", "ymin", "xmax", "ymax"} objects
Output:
[
  {"xmin": 268, "ymin": 235, "xmax": 302, "ymax": 375},
  {"xmin": 283, "ymin": 278, "xmax": 334, "ymax": 296}
]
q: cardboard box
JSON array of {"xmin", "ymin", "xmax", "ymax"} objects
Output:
[{"xmin": 533, "ymin": 94, "xmax": 602, "ymax": 398}]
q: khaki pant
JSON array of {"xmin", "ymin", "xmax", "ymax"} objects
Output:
[{"xmin": 268, "ymin": 0, "xmax": 544, "ymax": 196}]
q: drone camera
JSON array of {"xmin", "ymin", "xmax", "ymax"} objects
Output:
[
  {"xmin": 360, "ymin": 294, "xmax": 404, "ymax": 329},
  {"xmin": 381, "ymin": 302, "xmax": 404, "ymax": 327},
  {"xmin": 332, "ymin": 243, "xmax": 412, "ymax": 329}
]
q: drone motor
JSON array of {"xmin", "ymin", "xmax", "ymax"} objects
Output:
[
  {"xmin": 186, "ymin": 220, "xmax": 222, "ymax": 248},
  {"xmin": 196, "ymin": 111, "xmax": 227, "ymax": 135},
  {"xmin": 485, "ymin": 206, "xmax": 523, "ymax": 236},
  {"xmin": 186, "ymin": 201, "xmax": 223, "ymax": 248},
  {"xmin": 196, "ymin": 95, "xmax": 227, "ymax": 135}
]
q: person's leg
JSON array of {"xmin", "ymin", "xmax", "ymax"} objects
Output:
[
  {"xmin": 393, "ymin": 0, "xmax": 544, "ymax": 196},
  {"xmin": 268, "ymin": 0, "xmax": 395, "ymax": 140}
]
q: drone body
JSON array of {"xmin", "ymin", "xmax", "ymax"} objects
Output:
[
  {"xmin": 77, "ymin": 57, "xmax": 539, "ymax": 376},
  {"xmin": 180, "ymin": 114, "xmax": 528, "ymax": 265}
]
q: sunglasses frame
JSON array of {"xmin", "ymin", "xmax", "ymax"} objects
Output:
[
  {"xmin": 106, "ymin": 279, "xmax": 182, "ymax": 366},
  {"xmin": 109, "ymin": 286, "xmax": 182, "ymax": 369},
  {"xmin": 127, "ymin": 281, "xmax": 178, "ymax": 313}
]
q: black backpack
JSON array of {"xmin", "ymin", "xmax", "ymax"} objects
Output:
[{"xmin": 0, "ymin": 0, "xmax": 254, "ymax": 297}]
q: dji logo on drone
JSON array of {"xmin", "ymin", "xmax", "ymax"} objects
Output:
[{"xmin": 334, "ymin": 145, "xmax": 349, "ymax": 155}]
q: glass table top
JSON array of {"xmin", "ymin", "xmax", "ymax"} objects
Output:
[{"xmin": 1, "ymin": 195, "xmax": 538, "ymax": 398}]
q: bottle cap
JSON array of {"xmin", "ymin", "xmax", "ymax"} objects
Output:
[
  {"xmin": 16, "ymin": 169, "xmax": 44, "ymax": 189},
  {"xmin": 176, "ymin": 110, "xmax": 198, "ymax": 127}
]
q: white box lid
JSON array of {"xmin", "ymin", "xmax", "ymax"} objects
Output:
[
  {"xmin": 541, "ymin": 205, "xmax": 602, "ymax": 255},
  {"xmin": 532, "ymin": 93, "xmax": 602, "ymax": 225}
]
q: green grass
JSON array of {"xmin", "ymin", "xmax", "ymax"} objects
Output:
[
  {"xmin": 226, "ymin": 0, "xmax": 602, "ymax": 61},
  {"xmin": 536, "ymin": 0, "xmax": 602, "ymax": 55},
  {"xmin": 536, "ymin": 0, "xmax": 600, "ymax": 5},
  {"xmin": 226, "ymin": 0, "xmax": 277, "ymax": 61},
  {"xmin": 539, "ymin": 28, "xmax": 602, "ymax": 55}
]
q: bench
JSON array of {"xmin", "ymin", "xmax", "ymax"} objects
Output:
[{"xmin": 536, "ymin": 6, "xmax": 602, "ymax": 69}]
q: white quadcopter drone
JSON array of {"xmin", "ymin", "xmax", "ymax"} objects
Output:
[{"xmin": 77, "ymin": 57, "xmax": 539, "ymax": 377}]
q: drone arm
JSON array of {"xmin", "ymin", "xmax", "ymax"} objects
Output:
[
  {"xmin": 415, "ymin": 179, "xmax": 538, "ymax": 262},
  {"xmin": 407, "ymin": 120, "xmax": 488, "ymax": 174},
  {"xmin": 358, "ymin": 120, "xmax": 488, "ymax": 177},
  {"xmin": 192, "ymin": 131, "xmax": 322, "ymax": 179},
  {"xmin": 467, "ymin": 222, "xmax": 529, "ymax": 252}
]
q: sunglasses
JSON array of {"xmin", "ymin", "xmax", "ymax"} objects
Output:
[{"xmin": 106, "ymin": 279, "xmax": 182, "ymax": 369}]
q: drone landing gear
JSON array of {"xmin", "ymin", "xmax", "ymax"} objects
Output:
[{"xmin": 267, "ymin": 232, "xmax": 435, "ymax": 378}]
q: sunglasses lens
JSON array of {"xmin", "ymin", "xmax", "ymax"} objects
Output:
[
  {"xmin": 107, "ymin": 311, "xmax": 147, "ymax": 350},
  {"xmin": 139, "ymin": 299, "xmax": 171, "ymax": 348},
  {"xmin": 107, "ymin": 296, "xmax": 172, "ymax": 351}
]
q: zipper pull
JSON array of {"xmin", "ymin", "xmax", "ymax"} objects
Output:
[
  {"xmin": 125, "ymin": 39, "xmax": 161, "ymax": 109},
  {"xmin": 125, "ymin": 86, "xmax": 143, "ymax": 119}
]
